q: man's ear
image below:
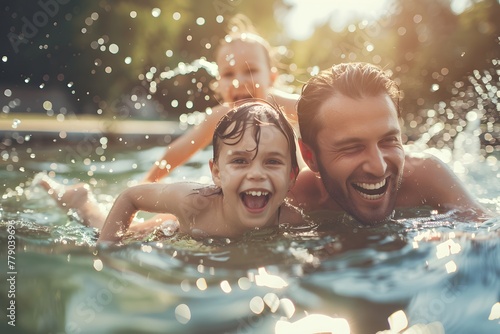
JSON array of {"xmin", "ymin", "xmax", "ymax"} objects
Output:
[
  {"xmin": 209, "ymin": 159, "xmax": 221, "ymax": 186},
  {"xmin": 298, "ymin": 139, "xmax": 319, "ymax": 173}
]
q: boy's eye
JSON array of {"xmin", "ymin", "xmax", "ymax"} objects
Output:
[
  {"xmin": 230, "ymin": 158, "xmax": 247, "ymax": 164},
  {"xmin": 267, "ymin": 159, "xmax": 284, "ymax": 165}
]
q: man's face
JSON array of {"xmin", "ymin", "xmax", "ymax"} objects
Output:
[{"xmin": 305, "ymin": 93, "xmax": 405, "ymax": 224}]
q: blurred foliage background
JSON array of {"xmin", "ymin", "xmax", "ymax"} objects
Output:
[{"xmin": 1, "ymin": 0, "xmax": 499, "ymax": 149}]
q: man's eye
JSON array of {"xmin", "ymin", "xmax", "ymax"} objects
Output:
[
  {"xmin": 342, "ymin": 146, "xmax": 363, "ymax": 154},
  {"xmin": 382, "ymin": 137, "xmax": 400, "ymax": 145}
]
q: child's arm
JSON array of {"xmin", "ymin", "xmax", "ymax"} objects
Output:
[
  {"xmin": 269, "ymin": 89, "xmax": 299, "ymax": 123},
  {"xmin": 98, "ymin": 182, "xmax": 199, "ymax": 243},
  {"xmin": 142, "ymin": 104, "xmax": 230, "ymax": 183}
]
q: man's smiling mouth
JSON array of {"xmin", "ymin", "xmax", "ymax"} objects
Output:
[
  {"xmin": 240, "ymin": 190, "xmax": 270, "ymax": 210},
  {"xmin": 352, "ymin": 178, "xmax": 388, "ymax": 200}
]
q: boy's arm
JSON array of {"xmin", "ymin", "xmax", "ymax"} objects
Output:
[
  {"xmin": 142, "ymin": 104, "xmax": 230, "ymax": 183},
  {"xmin": 98, "ymin": 183, "xmax": 197, "ymax": 243}
]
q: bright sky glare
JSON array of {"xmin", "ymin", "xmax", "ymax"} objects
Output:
[{"xmin": 282, "ymin": 0, "xmax": 475, "ymax": 40}]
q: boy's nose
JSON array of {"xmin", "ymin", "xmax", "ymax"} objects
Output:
[{"xmin": 246, "ymin": 164, "xmax": 266, "ymax": 180}]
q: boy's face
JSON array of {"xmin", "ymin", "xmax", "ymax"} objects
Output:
[
  {"xmin": 301, "ymin": 93, "xmax": 405, "ymax": 224},
  {"xmin": 216, "ymin": 39, "xmax": 275, "ymax": 103},
  {"xmin": 211, "ymin": 123, "xmax": 294, "ymax": 229}
]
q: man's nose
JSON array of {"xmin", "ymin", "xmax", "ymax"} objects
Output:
[{"xmin": 363, "ymin": 146, "xmax": 387, "ymax": 177}]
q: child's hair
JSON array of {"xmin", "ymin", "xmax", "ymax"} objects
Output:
[
  {"xmin": 212, "ymin": 99, "xmax": 299, "ymax": 177},
  {"xmin": 215, "ymin": 14, "xmax": 275, "ymax": 70}
]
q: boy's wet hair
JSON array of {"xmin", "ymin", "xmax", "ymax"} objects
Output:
[
  {"xmin": 297, "ymin": 62, "xmax": 402, "ymax": 150},
  {"xmin": 212, "ymin": 99, "xmax": 299, "ymax": 177}
]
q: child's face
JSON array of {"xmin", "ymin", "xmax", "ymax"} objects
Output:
[
  {"xmin": 210, "ymin": 123, "xmax": 294, "ymax": 230},
  {"xmin": 216, "ymin": 39, "xmax": 275, "ymax": 103}
]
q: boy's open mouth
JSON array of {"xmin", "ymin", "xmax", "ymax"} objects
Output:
[
  {"xmin": 351, "ymin": 178, "xmax": 388, "ymax": 200},
  {"xmin": 240, "ymin": 190, "xmax": 270, "ymax": 210}
]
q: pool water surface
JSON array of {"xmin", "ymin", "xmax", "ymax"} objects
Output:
[{"xmin": 1, "ymin": 141, "xmax": 499, "ymax": 334}]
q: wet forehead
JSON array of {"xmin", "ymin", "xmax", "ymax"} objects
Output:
[
  {"xmin": 316, "ymin": 93, "xmax": 400, "ymax": 139},
  {"xmin": 220, "ymin": 124, "xmax": 289, "ymax": 156}
]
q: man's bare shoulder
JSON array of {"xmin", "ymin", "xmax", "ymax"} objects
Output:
[
  {"xmin": 402, "ymin": 152, "xmax": 450, "ymax": 181},
  {"xmin": 399, "ymin": 152, "xmax": 487, "ymax": 214},
  {"xmin": 288, "ymin": 168, "xmax": 332, "ymax": 211},
  {"xmin": 279, "ymin": 201, "xmax": 306, "ymax": 226}
]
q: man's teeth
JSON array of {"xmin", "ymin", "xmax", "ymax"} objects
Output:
[
  {"xmin": 245, "ymin": 190, "xmax": 269, "ymax": 197},
  {"xmin": 352, "ymin": 179, "xmax": 388, "ymax": 200},
  {"xmin": 359, "ymin": 193, "xmax": 383, "ymax": 200},
  {"xmin": 354, "ymin": 179, "xmax": 386, "ymax": 190}
]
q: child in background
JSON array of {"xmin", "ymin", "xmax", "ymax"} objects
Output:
[
  {"xmin": 143, "ymin": 14, "xmax": 300, "ymax": 183},
  {"xmin": 39, "ymin": 101, "xmax": 305, "ymax": 243}
]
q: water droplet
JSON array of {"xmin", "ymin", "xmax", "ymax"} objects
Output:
[
  {"xmin": 43, "ymin": 101, "xmax": 53, "ymax": 111},
  {"xmin": 12, "ymin": 119, "xmax": 21, "ymax": 129},
  {"xmin": 109, "ymin": 44, "xmax": 119, "ymax": 54},
  {"xmin": 152, "ymin": 8, "xmax": 161, "ymax": 18},
  {"xmin": 175, "ymin": 304, "xmax": 191, "ymax": 324},
  {"xmin": 93, "ymin": 259, "xmax": 103, "ymax": 271}
]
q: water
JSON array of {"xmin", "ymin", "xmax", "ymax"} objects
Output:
[
  {"xmin": 1, "ymin": 138, "xmax": 499, "ymax": 334},
  {"xmin": 1, "ymin": 1, "xmax": 499, "ymax": 332}
]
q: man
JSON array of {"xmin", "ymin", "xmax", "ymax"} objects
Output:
[{"xmin": 288, "ymin": 62, "xmax": 489, "ymax": 224}]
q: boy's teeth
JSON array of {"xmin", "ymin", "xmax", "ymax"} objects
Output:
[
  {"xmin": 245, "ymin": 191, "xmax": 268, "ymax": 196},
  {"xmin": 354, "ymin": 179, "xmax": 386, "ymax": 190}
]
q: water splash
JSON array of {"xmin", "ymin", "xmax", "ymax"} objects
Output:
[
  {"xmin": 159, "ymin": 58, "xmax": 218, "ymax": 81},
  {"xmin": 453, "ymin": 110, "xmax": 482, "ymax": 168},
  {"xmin": 11, "ymin": 119, "xmax": 21, "ymax": 129}
]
